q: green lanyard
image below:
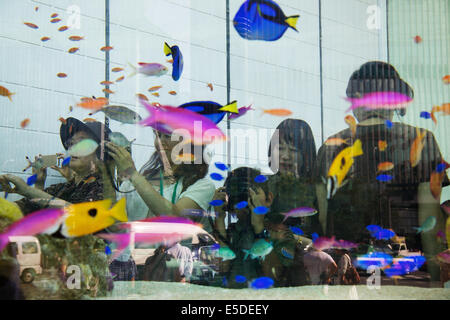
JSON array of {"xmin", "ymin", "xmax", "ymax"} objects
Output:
[{"xmin": 160, "ymin": 169, "xmax": 179, "ymax": 204}]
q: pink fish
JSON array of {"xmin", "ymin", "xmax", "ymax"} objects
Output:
[
  {"xmin": 139, "ymin": 100, "xmax": 227, "ymax": 145},
  {"xmin": 281, "ymin": 207, "xmax": 317, "ymax": 222},
  {"xmin": 313, "ymin": 236, "xmax": 336, "ymax": 251},
  {"xmin": 345, "ymin": 92, "xmax": 413, "ymax": 113},
  {"xmin": 436, "ymin": 250, "xmax": 450, "ymax": 264},
  {"xmin": 128, "ymin": 62, "xmax": 168, "ymax": 77},
  {"xmin": 0, "ymin": 208, "xmax": 65, "ymax": 251},
  {"xmin": 229, "ymin": 105, "xmax": 254, "ymax": 120},
  {"xmin": 332, "ymin": 239, "xmax": 359, "ymax": 250},
  {"xmin": 96, "ymin": 233, "xmax": 131, "ymax": 261}
]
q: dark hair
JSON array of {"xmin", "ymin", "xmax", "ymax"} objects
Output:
[{"xmin": 268, "ymin": 119, "xmax": 317, "ymax": 181}]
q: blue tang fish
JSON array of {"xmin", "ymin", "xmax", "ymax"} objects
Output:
[
  {"xmin": 105, "ymin": 245, "xmax": 112, "ymax": 255},
  {"xmin": 214, "ymin": 162, "xmax": 229, "ymax": 171},
  {"xmin": 420, "ymin": 111, "xmax": 431, "ymax": 119},
  {"xmin": 179, "ymin": 100, "xmax": 239, "ymax": 124},
  {"xmin": 249, "ymin": 277, "xmax": 274, "ymax": 289},
  {"xmin": 385, "ymin": 120, "xmax": 393, "ymax": 129},
  {"xmin": 235, "ymin": 275, "xmax": 247, "ymax": 283},
  {"xmin": 164, "ymin": 42, "xmax": 183, "ymax": 81},
  {"xmin": 210, "ymin": 173, "xmax": 224, "ymax": 181},
  {"xmin": 233, "ymin": 0, "xmax": 299, "ymax": 41},
  {"xmin": 209, "ymin": 199, "xmax": 224, "ymax": 207},
  {"xmin": 62, "ymin": 156, "xmax": 71, "ymax": 167},
  {"xmin": 254, "ymin": 175, "xmax": 267, "ymax": 183},
  {"xmin": 290, "ymin": 226, "xmax": 304, "ymax": 236},
  {"xmin": 311, "ymin": 232, "xmax": 319, "ymax": 242},
  {"xmin": 235, "ymin": 201, "xmax": 248, "ymax": 210},
  {"xmin": 253, "ymin": 206, "xmax": 269, "ymax": 215},
  {"xmin": 27, "ymin": 174, "xmax": 37, "ymax": 186},
  {"xmin": 376, "ymin": 174, "xmax": 393, "ymax": 182}
]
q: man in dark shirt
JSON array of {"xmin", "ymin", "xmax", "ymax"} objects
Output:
[{"xmin": 314, "ymin": 61, "xmax": 448, "ymax": 282}]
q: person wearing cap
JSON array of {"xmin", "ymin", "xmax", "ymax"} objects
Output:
[{"xmin": 313, "ymin": 61, "xmax": 448, "ymax": 282}]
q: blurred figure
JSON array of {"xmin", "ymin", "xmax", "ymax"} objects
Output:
[
  {"xmin": 314, "ymin": 61, "xmax": 448, "ymax": 282},
  {"xmin": 0, "ymin": 258, "xmax": 25, "ymax": 300},
  {"xmin": 303, "ymin": 246, "xmax": 337, "ymax": 285},
  {"xmin": 167, "ymin": 242, "xmax": 194, "ymax": 283}
]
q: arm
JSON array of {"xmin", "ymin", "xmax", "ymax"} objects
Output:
[
  {"xmin": 417, "ymin": 182, "xmax": 446, "ymax": 282},
  {"xmin": 316, "ymin": 183, "xmax": 328, "ymax": 235}
]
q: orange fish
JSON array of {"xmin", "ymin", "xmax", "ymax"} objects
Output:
[
  {"xmin": 115, "ymin": 75, "xmax": 125, "ymax": 82},
  {"xmin": 410, "ymin": 127, "xmax": 426, "ymax": 167},
  {"xmin": 102, "ymin": 88, "xmax": 115, "ymax": 94},
  {"xmin": 431, "ymin": 103, "xmax": 450, "ymax": 124},
  {"xmin": 414, "ymin": 35, "xmax": 422, "ymax": 43},
  {"xmin": 100, "ymin": 46, "xmax": 114, "ymax": 52},
  {"xmin": 168, "ymin": 91, "xmax": 177, "ymax": 95},
  {"xmin": 83, "ymin": 118, "xmax": 97, "ymax": 123},
  {"xmin": 59, "ymin": 117, "xmax": 67, "ymax": 125},
  {"xmin": 151, "ymin": 92, "xmax": 160, "ymax": 97},
  {"xmin": 345, "ymin": 115, "xmax": 357, "ymax": 137},
  {"xmin": 148, "ymin": 86, "xmax": 162, "ymax": 92},
  {"xmin": 24, "ymin": 22, "xmax": 39, "ymax": 29},
  {"xmin": 443, "ymin": 75, "xmax": 450, "ymax": 85},
  {"xmin": 41, "ymin": 36, "xmax": 50, "ymax": 42},
  {"xmin": 112, "ymin": 67, "xmax": 124, "ymax": 72},
  {"xmin": 69, "ymin": 36, "xmax": 84, "ymax": 41},
  {"xmin": 166, "ymin": 59, "xmax": 174, "ymax": 64},
  {"xmin": 57, "ymin": 73, "xmax": 67, "ymax": 78},
  {"xmin": 430, "ymin": 171, "xmax": 445, "ymax": 200},
  {"xmin": 377, "ymin": 162, "xmax": 394, "ymax": 172},
  {"xmin": 378, "ymin": 140, "xmax": 388, "ymax": 151},
  {"xmin": 324, "ymin": 138, "xmax": 349, "ymax": 146},
  {"xmin": 262, "ymin": 108, "xmax": 292, "ymax": 116},
  {"xmin": 77, "ymin": 97, "xmax": 109, "ymax": 111},
  {"xmin": 207, "ymin": 83, "xmax": 213, "ymax": 91},
  {"xmin": 100, "ymin": 81, "xmax": 114, "ymax": 86},
  {"xmin": 0, "ymin": 85, "xmax": 15, "ymax": 102},
  {"xmin": 68, "ymin": 47, "xmax": 79, "ymax": 54},
  {"xmin": 20, "ymin": 118, "xmax": 30, "ymax": 129},
  {"xmin": 58, "ymin": 26, "xmax": 68, "ymax": 32},
  {"xmin": 136, "ymin": 93, "xmax": 149, "ymax": 101},
  {"xmin": 50, "ymin": 18, "xmax": 61, "ymax": 23},
  {"xmin": 50, "ymin": 13, "xmax": 58, "ymax": 18}
]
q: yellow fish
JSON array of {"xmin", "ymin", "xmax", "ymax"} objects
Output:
[
  {"xmin": 61, "ymin": 198, "xmax": 127, "ymax": 237},
  {"xmin": 409, "ymin": 127, "xmax": 426, "ymax": 168},
  {"xmin": 0, "ymin": 198, "xmax": 24, "ymax": 222},
  {"xmin": 218, "ymin": 100, "xmax": 239, "ymax": 114},
  {"xmin": 325, "ymin": 139, "xmax": 363, "ymax": 199}
]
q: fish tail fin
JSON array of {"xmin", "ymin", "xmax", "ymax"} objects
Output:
[
  {"xmin": 352, "ymin": 139, "xmax": 363, "ymax": 156},
  {"xmin": 139, "ymin": 100, "xmax": 158, "ymax": 126},
  {"xmin": 0, "ymin": 234, "xmax": 9, "ymax": 252},
  {"xmin": 285, "ymin": 15, "xmax": 300, "ymax": 31},
  {"xmin": 163, "ymin": 42, "xmax": 172, "ymax": 56},
  {"xmin": 413, "ymin": 227, "xmax": 421, "ymax": 234},
  {"xmin": 282, "ymin": 215, "xmax": 288, "ymax": 223},
  {"xmin": 111, "ymin": 197, "xmax": 128, "ymax": 222},
  {"xmin": 219, "ymin": 100, "xmax": 238, "ymax": 114},
  {"xmin": 243, "ymin": 250, "xmax": 250, "ymax": 260},
  {"xmin": 431, "ymin": 111, "xmax": 438, "ymax": 125},
  {"xmin": 127, "ymin": 62, "xmax": 137, "ymax": 78},
  {"xmin": 7, "ymin": 92, "xmax": 15, "ymax": 102}
]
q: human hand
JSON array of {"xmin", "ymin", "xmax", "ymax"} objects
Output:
[
  {"xmin": 50, "ymin": 162, "xmax": 76, "ymax": 182},
  {"xmin": 213, "ymin": 187, "xmax": 228, "ymax": 219},
  {"xmin": 0, "ymin": 174, "xmax": 30, "ymax": 196},
  {"xmin": 105, "ymin": 142, "xmax": 137, "ymax": 177}
]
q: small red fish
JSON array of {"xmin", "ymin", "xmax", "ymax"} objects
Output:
[
  {"xmin": 137, "ymin": 93, "xmax": 149, "ymax": 101},
  {"xmin": 24, "ymin": 22, "xmax": 39, "ymax": 29},
  {"xmin": 166, "ymin": 59, "xmax": 174, "ymax": 64},
  {"xmin": 377, "ymin": 162, "xmax": 394, "ymax": 172},
  {"xmin": 151, "ymin": 92, "xmax": 160, "ymax": 97},
  {"xmin": 414, "ymin": 35, "xmax": 422, "ymax": 44},
  {"xmin": 69, "ymin": 36, "xmax": 84, "ymax": 41},
  {"xmin": 102, "ymin": 88, "xmax": 115, "ymax": 94},
  {"xmin": 378, "ymin": 140, "xmax": 388, "ymax": 151},
  {"xmin": 112, "ymin": 67, "xmax": 124, "ymax": 72},
  {"xmin": 324, "ymin": 138, "xmax": 349, "ymax": 146},
  {"xmin": 115, "ymin": 75, "xmax": 125, "ymax": 82},
  {"xmin": 58, "ymin": 26, "xmax": 68, "ymax": 32},
  {"xmin": 20, "ymin": 118, "xmax": 30, "ymax": 128},
  {"xmin": 148, "ymin": 86, "xmax": 162, "ymax": 92},
  {"xmin": 100, "ymin": 81, "xmax": 114, "ymax": 86},
  {"xmin": 57, "ymin": 73, "xmax": 67, "ymax": 78},
  {"xmin": 431, "ymin": 103, "xmax": 450, "ymax": 124},
  {"xmin": 59, "ymin": 117, "xmax": 67, "ymax": 125},
  {"xmin": 443, "ymin": 75, "xmax": 450, "ymax": 85},
  {"xmin": 50, "ymin": 18, "xmax": 61, "ymax": 23},
  {"xmin": 0, "ymin": 85, "xmax": 15, "ymax": 102},
  {"xmin": 207, "ymin": 83, "xmax": 213, "ymax": 91},
  {"xmin": 77, "ymin": 97, "xmax": 109, "ymax": 111},
  {"xmin": 41, "ymin": 36, "xmax": 50, "ymax": 42},
  {"xmin": 100, "ymin": 46, "xmax": 114, "ymax": 52},
  {"xmin": 345, "ymin": 115, "xmax": 357, "ymax": 137},
  {"xmin": 69, "ymin": 124, "xmax": 73, "ymax": 134},
  {"xmin": 168, "ymin": 91, "xmax": 177, "ymax": 95},
  {"xmin": 50, "ymin": 13, "xmax": 58, "ymax": 18},
  {"xmin": 68, "ymin": 47, "xmax": 79, "ymax": 54},
  {"xmin": 262, "ymin": 108, "xmax": 292, "ymax": 116}
]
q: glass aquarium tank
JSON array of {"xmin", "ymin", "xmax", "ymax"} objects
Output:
[{"xmin": 0, "ymin": 0, "xmax": 449, "ymax": 301}]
